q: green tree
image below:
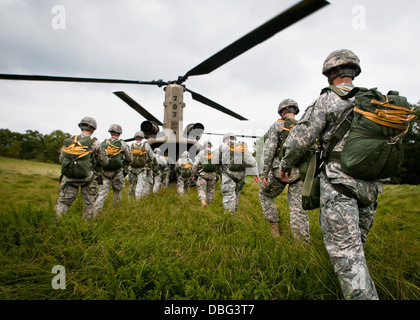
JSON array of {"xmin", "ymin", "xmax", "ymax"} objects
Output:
[{"xmin": 43, "ymin": 130, "xmax": 71, "ymax": 163}]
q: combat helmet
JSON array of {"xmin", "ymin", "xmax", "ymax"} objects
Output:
[
  {"xmin": 202, "ymin": 140, "xmax": 212, "ymax": 148},
  {"xmin": 322, "ymin": 49, "xmax": 361, "ymax": 84},
  {"xmin": 108, "ymin": 124, "xmax": 122, "ymax": 135},
  {"xmin": 78, "ymin": 116, "xmax": 97, "ymax": 130},
  {"xmin": 134, "ymin": 131, "xmax": 144, "ymax": 139},
  {"xmin": 278, "ymin": 99, "xmax": 300, "ymax": 116},
  {"xmin": 223, "ymin": 132, "xmax": 237, "ymax": 143}
]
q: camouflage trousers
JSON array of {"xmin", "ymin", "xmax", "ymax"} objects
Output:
[
  {"xmin": 93, "ymin": 170, "xmax": 125, "ymax": 214},
  {"xmin": 220, "ymin": 172, "xmax": 246, "ymax": 215},
  {"xmin": 55, "ymin": 178, "xmax": 99, "ymax": 220},
  {"xmin": 259, "ymin": 169, "xmax": 309, "ymax": 242},
  {"xmin": 320, "ymin": 176, "xmax": 383, "ymax": 300},
  {"xmin": 196, "ymin": 172, "xmax": 217, "ymax": 204},
  {"xmin": 153, "ymin": 172, "xmax": 164, "ymax": 194},
  {"xmin": 129, "ymin": 168, "xmax": 153, "ymax": 200},
  {"xmin": 177, "ymin": 175, "xmax": 191, "ymax": 195}
]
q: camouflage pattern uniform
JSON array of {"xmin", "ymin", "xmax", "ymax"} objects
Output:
[
  {"xmin": 128, "ymin": 136, "xmax": 156, "ymax": 200},
  {"xmin": 93, "ymin": 133, "xmax": 132, "ymax": 215},
  {"xmin": 175, "ymin": 151, "xmax": 193, "ymax": 195},
  {"xmin": 259, "ymin": 108, "xmax": 309, "ymax": 242},
  {"xmin": 280, "ymin": 50, "xmax": 382, "ymax": 299},
  {"xmin": 218, "ymin": 135, "xmax": 258, "ymax": 215},
  {"xmin": 55, "ymin": 118, "xmax": 108, "ymax": 220},
  {"xmin": 192, "ymin": 142, "xmax": 219, "ymax": 205},
  {"xmin": 164, "ymin": 155, "xmax": 175, "ymax": 187},
  {"xmin": 152, "ymin": 148, "xmax": 169, "ymax": 193}
]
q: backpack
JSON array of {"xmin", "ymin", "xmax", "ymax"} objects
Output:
[
  {"xmin": 130, "ymin": 142, "xmax": 147, "ymax": 168},
  {"xmin": 228, "ymin": 142, "xmax": 248, "ymax": 171},
  {"xmin": 201, "ymin": 150, "xmax": 217, "ymax": 173},
  {"xmin": 180, "ymin": 160, "xmax": 193, "ymax": 178},
  {"xmin": 277, "ymin": 116, "xmax": 298, "ymax": 159},
  {"xmin": 324, "ymin": 86, "xmax": 417, "ymax": 180},
  {"xmin": 102, "ymin": 139, "xmax": 123, "ymax": 171},
  {"xmin": 61, "ymin": 135, "xmax": 93, "ymax": 179}
]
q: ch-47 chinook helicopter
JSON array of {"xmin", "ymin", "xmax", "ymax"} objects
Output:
[{"xmin": 0, "ymin": 0, "xmax": 329, "ymax": 162}]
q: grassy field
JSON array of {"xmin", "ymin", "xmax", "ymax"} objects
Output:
[{"xmin": 0, "ymin": 156, "xmax": 418, "ymax": 300}]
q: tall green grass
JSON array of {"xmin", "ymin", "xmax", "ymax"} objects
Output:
[{"xmin": 0, "ymin": 157, "xmax": 418, "ymax": 300}]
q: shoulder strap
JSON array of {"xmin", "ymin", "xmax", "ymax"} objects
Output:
[{"xmin": 320, "ymin": 85, "xmax": 359, "ymax": 99}]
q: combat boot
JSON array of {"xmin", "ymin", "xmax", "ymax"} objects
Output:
[
  {"xmin": 200, "ymin": 199, "xmax": 208, "ymax": 207},
  {"xmin": 270, "ymin": 223, "xmax": 280, "ymax": 238}
]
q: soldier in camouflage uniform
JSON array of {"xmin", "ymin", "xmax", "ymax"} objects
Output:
[
  {"xmin": 218, "ymin": 133, "xmax": 259, "ymax": 215},
  {"xmin": 175, "ymin": 151, "xmax": 193, "ymax": 195},
  {"xmin": 279, "ymin": 49, "xmax": 382, "ymax": 300},
  {"xmin": 55, "ymin": 116, "xmax": 108, "ymax": 220},
  {"xmin": 192, "ymin": 140, "xmax": 219, "ymax": 207},
  {"xmin": 93, "ymin": 124, "xmax": 132, "ymax": 216},
  {"xmin": 259, "ymin": 99, "xmax": 309, "ymax": 241},
  {"xmin": 127, "ymin": 131, "xmax": 156, "ymax": 199},
  {"xmin": 152, "ymin": 147, "xmax": 169, "ymax": 193}
]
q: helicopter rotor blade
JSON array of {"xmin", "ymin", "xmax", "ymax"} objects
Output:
[
  {"xmin": 0, "ymin": 73, "xmax": 166, "ymax": 85},
  {"xmin": 113, "ymin": 91, "xmax": 163, "ymax": 126},
  {"xmin": 179, "ymin": 0, "xmax": 329, "ymax": 82},
  {"xmin": 204, "ymin": 132, "xmax": 261, "ymax": 139},
  {"xmin": 184, "ymin": 87, "xmax": 248, "ymax": 121}
]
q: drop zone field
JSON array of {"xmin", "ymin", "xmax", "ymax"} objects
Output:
[{"xmin": 0, "ymin": 156, "xmax": 418, "ymax": 300}]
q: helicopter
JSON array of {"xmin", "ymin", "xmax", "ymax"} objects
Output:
[{"xmin": 0, "ymin": 0, "xmax": 329, "ymax": 162}]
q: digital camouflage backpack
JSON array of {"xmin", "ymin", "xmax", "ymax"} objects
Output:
[
  {"xmin": 324, "ymin": 86, "xmax": 417, "ymax": 180},
  {"xmin": 102, "ymin": 139, "xmax": 123, "ymax": 171},
  {"xmin": 61, "ymin": 135, "xmax": 94, "ymax": 179}
]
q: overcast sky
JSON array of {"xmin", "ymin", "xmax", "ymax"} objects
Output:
[{"xmin": 0, "ymin": 0, "xmax": 419, "ymax": 149}]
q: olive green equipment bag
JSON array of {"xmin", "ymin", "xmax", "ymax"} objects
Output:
[
  {"xmin": 324, "ymin": 86, "xmax": 417, "ymax": 180},
  {"xmin": 201, "ymin": 150, "xmax": 217, "ymax": 173},
  {"xmin": 130, "ymin": 142, "xmax": 147, "ymax": 168},
  {"xmin": 228, "ymin": 142, "xmax": 248, "ymax": 171},
  {"xmin": 277, "ymin": 116, "xmax": 298, "ymax": 159},
  {"xmin": 299, "ymin": 150, "xmax": 321, "ymax": 210},
  {"xmin": 61, "ymin": 135, "xmax": 93, "ymax": 179},
  {"xmin": 180, "ymin": 161, "xmax": 193, "ymax": 178},
  {"xmin": 102, "ymin": 139, "xmax": 123, "ymax": 171}
]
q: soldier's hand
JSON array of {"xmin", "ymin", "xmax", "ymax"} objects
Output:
[
  {"xmin": 279, "ymin": 170, "xmax": 291, "ymax": 183},
  {"xmin": 192, "ymin": 176, "xmax": 196, "ymax": 183},
  {"xmin": 253, "ymin": 175, "xmax": 260, "ymax": 183},
  {"xmin": 262, "ymin": 177, "xmax": 269, "ymax": 187}
]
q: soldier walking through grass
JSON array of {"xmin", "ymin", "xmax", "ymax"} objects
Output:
[
  {"xmin": 55, "ymin": 116, "xmax": 108, "ymax": 220},
  {"xmin": 127, "ymin": 131, "xmax": 156, "ymax": 200},
  {"xmin": 175, "ymin": 151, "xmax": 193, "ymax": 195},
  {"xmin": 259, "ymin": 99, "xmax": 310, "ymax": 241},
  {"xmin": 152, "ymin": 147, "xmax": 169, "ymax": 193},
  {"xmin": 279, "ymin": 49, "xmax": 382, "ymax": 300},
  {"xmin": 93, "ymin": 124, "xmax": 132, "ymax": 216},
  {"xmin": 192, "ymin": 140, "xmax": 218, "ymax": 207},
  {"xmin": 218, "ymin": 133, "xmax": 259, "ymax": 215}
]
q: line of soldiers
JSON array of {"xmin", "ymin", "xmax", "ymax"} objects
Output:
[{"xmin": 54, "ymin": 48, "xmax": 382, "ymax": 300}]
